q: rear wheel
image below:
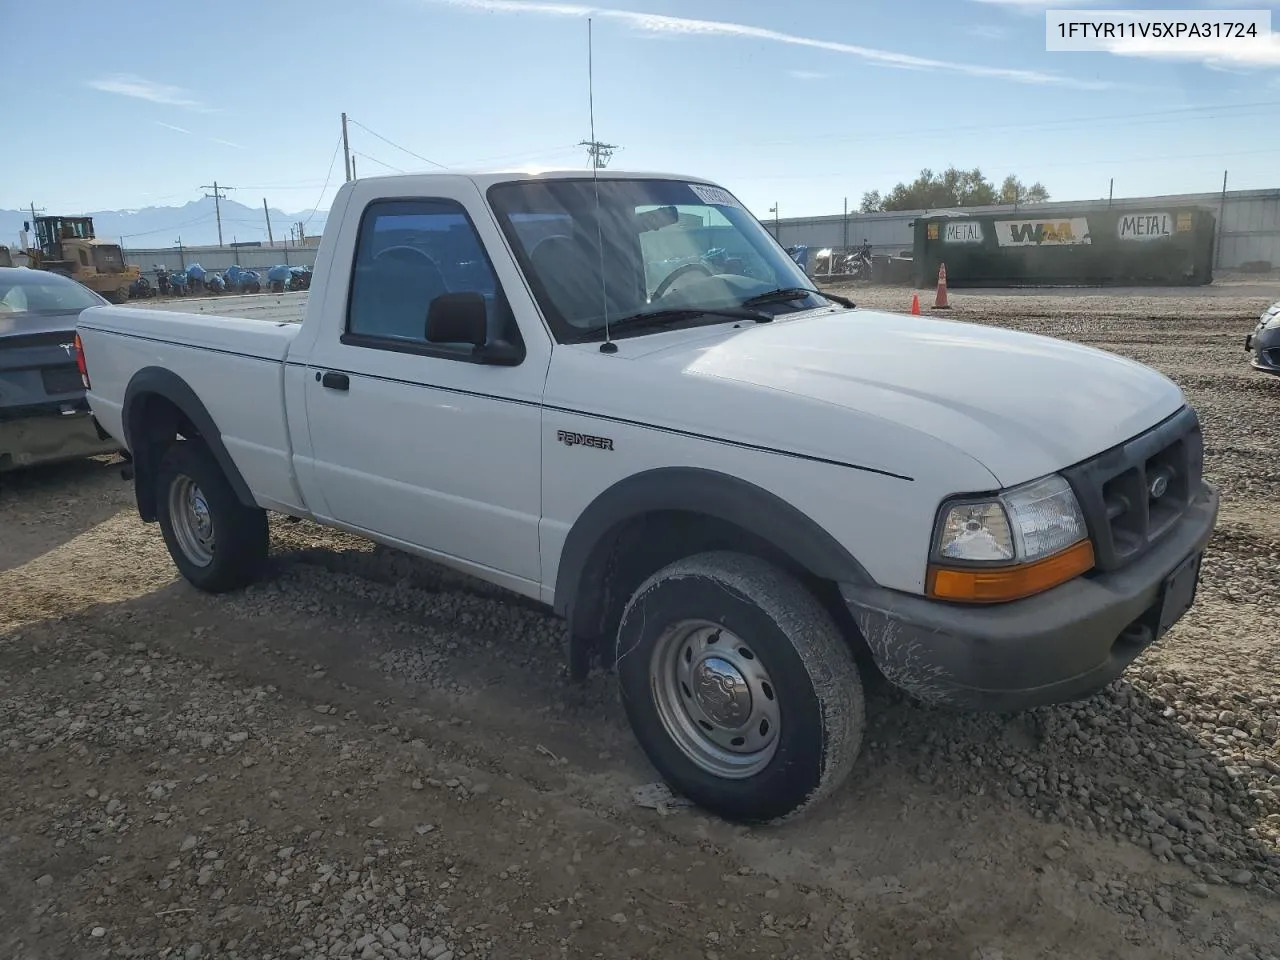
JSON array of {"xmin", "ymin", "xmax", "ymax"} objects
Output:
[
  {"xmin": 615, "ymin": 551, "xmax": 865, "ymax": 823},
  {"xmin": 155, "ymin": 440, "xmax": 268, "ymax": 593}
]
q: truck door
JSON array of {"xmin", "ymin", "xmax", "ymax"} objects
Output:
[{"xmin": 300, "ymin": 185, "xmax": 550, "ymax": 595}]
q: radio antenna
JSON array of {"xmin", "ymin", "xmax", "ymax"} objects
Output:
[{"xmin": 586, "ymin": 17, "xmax": 616, "ymax": 354}]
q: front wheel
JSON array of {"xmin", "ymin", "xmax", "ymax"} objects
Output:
[
  {"xmin": 155, "ymin": 440, "xmax": 268, "ymax": 593},
  {"xmin": 615, "ymin": 551, "xmax": 865, "ymax": 823}
]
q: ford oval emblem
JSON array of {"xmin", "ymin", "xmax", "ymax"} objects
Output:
[{"xmin": 1149, "ymin": 474, "xmax": 1169, "ymax": 500}]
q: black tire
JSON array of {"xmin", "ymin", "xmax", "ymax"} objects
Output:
[
  {"xmin": 615, "ymin": 551, "xmax": 865, "ymax": 824},
  {"xmin": 155, "ymin": 440, "xmax": 268, "ymax": 593}
]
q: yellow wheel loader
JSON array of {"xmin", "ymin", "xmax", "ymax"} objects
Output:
[{"xmin": 23, "ymin": 215, "xmax": 139, "ymax": 303}]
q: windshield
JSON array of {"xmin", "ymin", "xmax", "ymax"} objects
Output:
[
  {"xmin": 487, "ymin": 178, "xmax": 828, "ymax": 341},
  {"xmin": 0, "ymin": 271, "xmax": 107, "ymax": 317}
]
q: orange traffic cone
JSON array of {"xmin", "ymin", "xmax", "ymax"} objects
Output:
[
  {"xmin": 910, "ymin": 293, "xmax": 921, "ymax": 315},
  {"xmin": 933, "ymin": 263, "xmax": 951, "ymax": 310}
]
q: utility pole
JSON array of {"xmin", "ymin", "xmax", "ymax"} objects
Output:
[
  {"xmin": 341, "ymin": 113, "xmax": 352, "ymax": 182},
  {"xmin": 175, "ymin": 237, "xmax": 185, "ymax": 269},
  {"xmin": 1215, "ymin": 170, "xmax": 1228, "ymax": 271},
  {"xmin": 1108, "ymin": 178, "xmax": 1114, "ymax": 208},
  {"xmin": 296, "ymin": 222, "xmax": 306, "ymax": 246},
  {"xmin": 263, "ymin": 198, "xmax": 274, "ymax": 246},
  {"xmin": 769, "ymin": 204, "xmax": 779, "ymax": 239},
  {"xmin": 200, "ymin": 182, "xmax": 233, "ymax": 248},
  {"xmin": 578, "ymin": 140, "xmax": 617, "ymax": 169},
  {"xmin": 351, "ymin": 155, "xmax": 358, "ymax": 180},
  {"xmin": 842, "ymin": 196, "xmax": 849, "ymax": 250}
]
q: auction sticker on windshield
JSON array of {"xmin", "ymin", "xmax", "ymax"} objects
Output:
[{"xmin": 689, "ymin": 184, "xmax": 742, "ymax": 208}]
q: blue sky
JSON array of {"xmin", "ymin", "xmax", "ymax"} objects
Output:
[{"xmin": 4, "ymin": 0, "xmax": 1278, "ymax": 230}]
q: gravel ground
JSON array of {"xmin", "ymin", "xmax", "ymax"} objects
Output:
[{"xmin": 3, "ymin": 285, "xmax": 1279, "ymax": 959}]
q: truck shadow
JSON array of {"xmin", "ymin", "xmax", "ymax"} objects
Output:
[
  {"xmin": 0, "ymin": 455, "xmax": 128, "ymax": 573},
  {"xmin": 9, "ymin": 528, "xmax": 1276, "ymax": 901},
  {"xmin": 256, "ymin": 534, "xmax": 1280, "ymax": 894}
]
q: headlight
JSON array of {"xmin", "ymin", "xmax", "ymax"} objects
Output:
[
  {"xmin": 929, "ymin": 474, "xmax": 1093, "ymax": 603},
  {"xmin": 1264, "ymin": 312, "xmax": 1280, "ymax": 331}
]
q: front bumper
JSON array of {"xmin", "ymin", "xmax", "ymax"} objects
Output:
[
  {"xmin": 841, "ymin": 484, "xmax": 1219, "ymax": 712},
  {"xmin": 0, "ymin": 410, "xmax": 120, "ymax": 472},
  {"xmin": 1245, "ymin": 327, "xmax": 1280, "ymax": 376}
]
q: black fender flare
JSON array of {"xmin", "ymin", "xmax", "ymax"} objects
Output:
[
  {"xmin": 552, "ymin": 466, "xmax": 872, "ymax": 625},
  {"xmin": 122, "ymin": 366, "xmax": 256, "ymax": 521}
]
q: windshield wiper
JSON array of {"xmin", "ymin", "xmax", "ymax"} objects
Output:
[
  {"xmin": 742, "ymin": 287, "xmax": 856, "ymax": 309},
  {"xmin": 587, "ymin": 305, "xmax": 773, "ymax": 339}
]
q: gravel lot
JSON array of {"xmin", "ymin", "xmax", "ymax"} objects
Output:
[{"xmin": 2, "ymin": 285, "xmax": 1279, "ymax": 960}]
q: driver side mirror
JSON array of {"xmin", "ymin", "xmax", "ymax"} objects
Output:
[
  {"xmin": 426, "ymin": 292, "xmax": 487, "ymax": 346},
  {"xmin": 424, "ymin": 292, "xmax": 522, "ymax": 366}
]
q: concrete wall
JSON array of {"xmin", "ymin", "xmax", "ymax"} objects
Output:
[
  {"xmin": 122, "ymin": 244, "xmax": 317, "ymax": 274},
  {"xmin": 772, "ymin": 188, "xmax": 1280, "ymax": 271}
]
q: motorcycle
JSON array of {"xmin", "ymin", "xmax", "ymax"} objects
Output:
[
  {"xmin": 128, "ymin": 276, "xmax": 154, "ymax": 299},
  {"xmin": 287, "ymin": 266, "xmax": 312, "ymax": 292}
]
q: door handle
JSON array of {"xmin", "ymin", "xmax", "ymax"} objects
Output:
[{"xmin": 320, "ymin": 371, "xmax": 349, "ymax": 391}]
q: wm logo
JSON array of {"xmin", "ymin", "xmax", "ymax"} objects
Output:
[{"xmin": 1007, "ymin": 222, "xmax": 1078, "ymax": 244}]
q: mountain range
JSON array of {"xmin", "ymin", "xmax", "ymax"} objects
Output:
[{"xmin": 1, "ymin": 197, "xmax": 325, "ymax": 251}]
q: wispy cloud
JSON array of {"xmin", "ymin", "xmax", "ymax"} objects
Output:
[
  {"xmin": 788, "ymin": 69, "xmax": 828, "ymax": 80},
  {"xmin": 210, "ymin": 137, "xmax": 246, "ymax": 150},
  {"xmin": 425, "ymin": 0, "xmax": 1112, "ymax": 89},
  {"xmin": 88, "ymin": 74, "xmax": 208, "ymax": 109},
  {"xmin": 969, "ymin": 0, "xmax": 1106, "ymax": 7},
  {"xmin": 155, "ymin": 121, "xmax": 191, "ymax": 135},
  {"xmin": 1100, "ymin": 33, "xmax": 1280, "ymax": 69},
  {"xmin": 964, "ymin": 24, "xmax": 1009, "ymax": 40}
]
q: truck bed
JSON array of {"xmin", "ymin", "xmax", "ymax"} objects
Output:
[
  {"xmin": 129, "ymin": 292, "xmax": 308, "ymax": 324},
  {"xmin": 77, "ymin": 302, "xmax": 306, "ymax": 515}
]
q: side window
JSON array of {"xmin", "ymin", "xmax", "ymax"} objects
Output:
[{"xmin": 345, "ymin": 198, "xmax": 520, "ymax": 357}]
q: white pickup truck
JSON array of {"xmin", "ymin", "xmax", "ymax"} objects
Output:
[{"xmin": 75, "ymin": 170, "xmax": 1218, "ymax": 823}]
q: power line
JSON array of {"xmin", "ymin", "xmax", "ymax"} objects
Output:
[
  {"xmin": 119, "ymin": 212, "xmax": 217, "ymax": 241},
  {"xmin": 449, "ymin": 144, "xmax": 582, "ymax": 167},
  {"xmin": 749, "ymin": 99, "xmax": 1280, "ymax": 148},
  {"xmin": 348, "ymin": 118, "xmax": 448, "ymax": 170},
  {"xmin": 352, "ymin": 151, "xmax": 405, "ymax": 174},
  {"xmin": 302, "ymin": 134, "xmax": 344, "ymax": 228},
  {"xmin": 732, "ymin": 145, "xmax": 1280, "ymax": 183}
]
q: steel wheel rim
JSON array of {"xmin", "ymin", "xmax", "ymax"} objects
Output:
[
  {"xmin": 649, "ymin": 619, "xmax": 781, "ymax": 780},
  {"xmin": 169, "ymin": 475, "xmax": 215, "ymax": 567}
]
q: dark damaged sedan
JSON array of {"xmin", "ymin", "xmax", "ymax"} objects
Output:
[
  {"xmin": 1245, "ymin": 299, "xmax": 1280, "ymax": 378},
  {"xmin": 1, "ymin": 267, "xmax": 120, "ymax": 471}
]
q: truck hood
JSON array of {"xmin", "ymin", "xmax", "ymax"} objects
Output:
[{"xmin": 626, "ymin": 307, "xmax": 1186, "ymax": 486}]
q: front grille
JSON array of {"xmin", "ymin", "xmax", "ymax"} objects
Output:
[
  {"xmin": 41, "ymin": 364, "xmax": 83, "ymax": 396},
  {"xmin": 1062, "ymin": 406, "xmax": 1204, "ymax": 572}
]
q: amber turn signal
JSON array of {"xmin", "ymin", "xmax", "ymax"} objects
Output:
[{"xmin": 927, "ymin": 539, "xmax": 1095, "ymax": 603}]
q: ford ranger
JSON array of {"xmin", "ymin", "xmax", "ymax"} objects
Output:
[{"xmin": 75, "ymin": 170, "xmax": 1219, "ymax": 823}]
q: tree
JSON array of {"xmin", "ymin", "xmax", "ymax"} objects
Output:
[
  {"xmin": 859, "ymin": 167, "xmax": 1050, "ymax": 212},
  {"xmin": 999, "ymin": 174, "xmax": 1050, "ymax": 205}
]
